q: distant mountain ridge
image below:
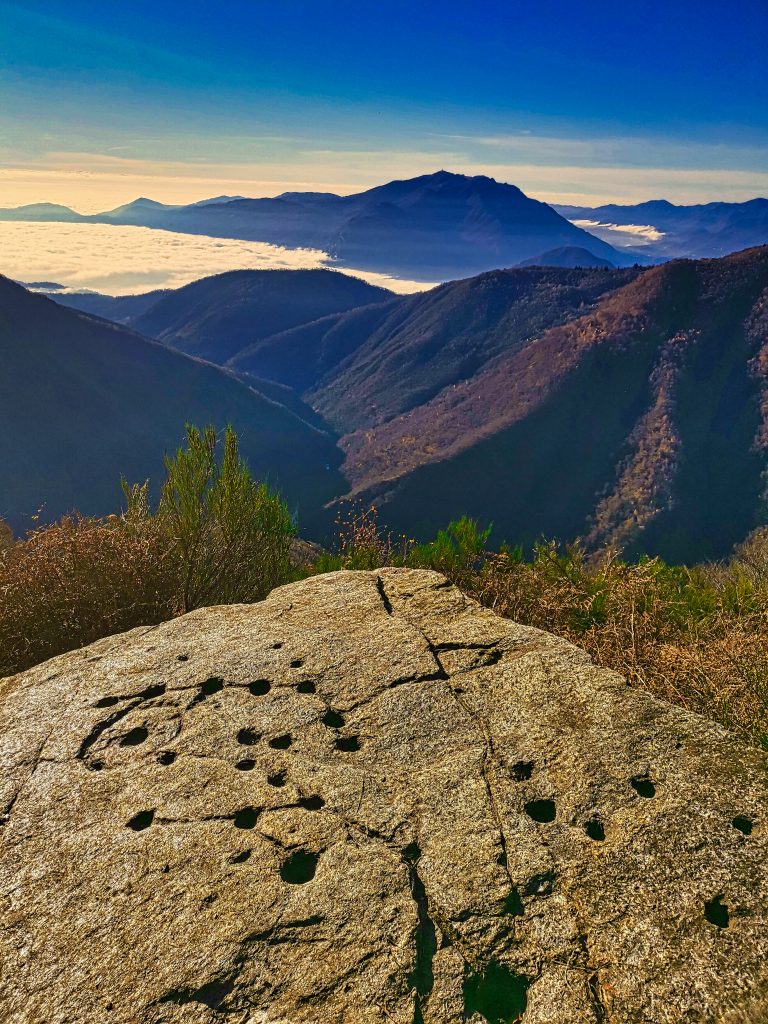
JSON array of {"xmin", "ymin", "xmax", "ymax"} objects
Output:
[
  {"xmin": 0, "ymin": 171, "xmax": 628, "ymax": 278},
  {"xmin": 8, "ymin": 177, "xmax": 768, "ymax": 275},
  {"xmin": 47, "ymin": 269, "xmax": 393, "ymax": 364},
  {"xmin": 516, "ymin": 246, "xmax": 615, "ymax": 269},
  {"xmin": 47, "ymin": 288, "xmax": 171, "ymax": 323},
  {"xmin": 25, "ymin": 246, "xmax": 768, "ymax": 562},
  {"xmin": 130, "ymin": 268, "xmax": 392, "ymax": 363},
  {"xmin": 556, "ymin": 197, "xmax": 768, "ymax": 259}
]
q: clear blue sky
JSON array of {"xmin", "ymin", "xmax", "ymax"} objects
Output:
[{"xmin": 1, "ymin": 0, "xmax": 767, "ymax": 209}]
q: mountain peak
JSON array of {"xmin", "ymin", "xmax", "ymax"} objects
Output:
[
  {"xmin": 403, "ymin": 169, "xmax": 506, "ymax": 190},
  {"xmin": 104, "ymin": 197, "xmax": 178, "ymax": 215}
]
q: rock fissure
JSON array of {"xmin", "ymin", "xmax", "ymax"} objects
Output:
[
  {"xmin": 3, "ymin": 570, "xmax": 768, "ymax": 1023},
  {"xmin": 375, "ymin": 575, "xmax": 394, "ymax": 615},
  {"xmin": 76, "ymin": 686, "xmax": 167, "ymax": 764},
  {"xmin": 0, "ymin": 789, "xmax": 20, "ymax": 827},
  {"xmin": 243, "ymin": 915, "xmax": 325, "ymax": 944},
  {"xmin": 573, "ymin": 925, "xmax": 611, "ymax": 1024},
  {"xmin": 155, "ymin": 974, "xmax": 239, "ymax": 1013},
  {"xmin": 1, "ymin": 730, "xmax": 54, "ymax": 825},
  {"xmin": 434, "ymin": 640, "xmax": 501, "ymax": 653},
  {"xmin": 450, "ymin": 688, "xmax": 516, "ymax": 885},
  {"xmin": 402, "ymin": 845, "xmax": 438, "ymax": 1024},
  {"xmin": 344, "ymin": 667, "xmax": 450, "ymax": 715},
  {"xmin": 451, "ymin": 667, "xmax": 612, "ymax": 1021}
]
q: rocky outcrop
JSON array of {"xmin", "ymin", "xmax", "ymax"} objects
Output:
[{"xmin": 1, "ymin": 569, "xmax": 767, "ymax": 1023}]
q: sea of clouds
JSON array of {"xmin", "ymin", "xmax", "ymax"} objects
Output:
[
  {"xmin": 571, "ymin": 219, "xmax": 665, "ymax": 247},
  {"xmin": 0, "ymin": 221, "xmax": 434, "ymax": 295}
]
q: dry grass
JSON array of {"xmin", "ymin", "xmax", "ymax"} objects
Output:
[
  {"xmin": 5, "ymin": 477, "xmax": 768, "ymax": 749},
  {"xmin": 0, "ymin": 426, "xmax": 296, "ymax": 678},
  {"xmin": 320, "ymin": 509, "xmax": 768, "ymax": 748},
  {"xmin": 0, "ymin": 513, "xmax": 174, "ymax": 676}
]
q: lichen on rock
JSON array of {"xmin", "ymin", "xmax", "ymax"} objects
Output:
[{"xmin": 1, "ymin": 568, "xmax": 767, "ymax": 1023}]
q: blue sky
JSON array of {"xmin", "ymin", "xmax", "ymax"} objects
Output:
[{"xmin": 1, "ymin": 0, "xmax": 767, "ymax": 209}]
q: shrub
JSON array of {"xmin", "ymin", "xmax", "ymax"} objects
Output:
[
  {"xmin": 408, "ymin": 517, "xmax": 492, "ymax": 587},
  {"xmin": 316, "ymin": 504, "xmax": 490, "ymax": 585},
  {"xmin": 0, "ymin": 520, "xmax": 13, "ymax": 561},
  {"xmin": 314, "ymin": 503, "xmax": 410, "ymax": 572},
  {"xmin": 152, "ymin": 424, "xmax": 294, "ymax": 610},
  {"xmin": 0, "ymin": 425, "xmax": 295, "ymax": 677},
  {"xmin": 0, "ymin": 512, "xmax": 172, "ymax": 676}
]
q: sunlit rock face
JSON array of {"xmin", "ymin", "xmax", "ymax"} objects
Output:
[{"xmin": 2, "ymin": 568, "xmax": 768, "ymax": 1023}]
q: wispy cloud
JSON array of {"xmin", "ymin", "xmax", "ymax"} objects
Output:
[
  {"xmin": 428, "ymin": 130, "xmax": 768, "ymax": 172},
  {"xmin": 572, "ymin": 219, "xmax": 665, "ymax": 246}
]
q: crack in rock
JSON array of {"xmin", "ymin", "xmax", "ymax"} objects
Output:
[{"xmin": 3, "ymin": 569, "xmax": 768, "ymax": 1023}]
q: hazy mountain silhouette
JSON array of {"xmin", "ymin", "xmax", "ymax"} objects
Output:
[
  {"xmin": 0, "ymin": 202, "xmax": 85, "ymax": 222},
  {"xmin": 8, "ymin": 177, "xmax": 767, "ymax": 273},
  {"xmin": 128, "ymin": 269, "xmax": 392, "ymax": 363},
  {"xmin": 311, "ymin": 171, "xmax": 627, "ymax": 275},
  {"xmin": 0, "ymin": 171, "xmax": 626, "ymax": 278},
  {"xmin": 46, "ymin": 270, "xmax": 391, "ymax": 363},
  {"xmin": 516, "ymin": 246, "xmax": 616, "ymax": 268},
  {"xmin": 45, "ymin": 288, "xmax": 170, "ymax": 323},
  {"xmin": 556, "ymin": 197, "xmax": 768, "ymax": 259}
]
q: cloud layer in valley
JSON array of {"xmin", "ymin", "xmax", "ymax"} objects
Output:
[
  {"xmin": 571, "ymin": 219, "xmax": 666, "ymax": 247},
  {"xmin": 0, "ymin": 221, "xmax": 434, "ymax": 295}
]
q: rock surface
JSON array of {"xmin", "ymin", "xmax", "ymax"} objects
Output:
[{"xmin": 1, "ymin": 569, "xmax": 768, "ymax": 1024}]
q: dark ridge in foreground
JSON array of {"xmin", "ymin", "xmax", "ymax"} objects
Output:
[{"xmin": 0, "ymin": 276, "xmax": 344, "ymax": 533}]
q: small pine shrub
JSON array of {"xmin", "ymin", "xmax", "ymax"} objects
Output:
[
  {"xmin": 408, "ymin": 517, "xmax": 492, "ymax": 586},
  {"xmin": 0, "ymin": 425, "xmax": 295, "ymax": 677},
  {"xmin": 153, "ymin": 424, "xmax": 294, "ymax": 611}
]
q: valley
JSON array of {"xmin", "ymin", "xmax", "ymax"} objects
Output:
[
  {"xmin": 11, "ymin": 239, "xmax": 767, "ymax": 563},
  {"xmin": 4, "ymin": 8, "xmax": 768, "ymax": 1023}
]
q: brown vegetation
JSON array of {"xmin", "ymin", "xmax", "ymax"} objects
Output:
[
  {"xmin": 0, "ymin": 512, "xmax": 173, "ymax": 675},
  {"xmin": 4, "ymin": 424, "xmax": 768, "ymax": 751},
  {"xmin": 0, "ymin": 426, "xmax": 295, "ymax": 677},
  {"xmin": 319, "ymin": 508, "xmax": 768, "ymax": 748}
]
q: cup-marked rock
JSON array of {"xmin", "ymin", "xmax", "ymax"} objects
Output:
[{"xmin": 1, "ymin": 568, "xmax": 767, "ymax": 1023}]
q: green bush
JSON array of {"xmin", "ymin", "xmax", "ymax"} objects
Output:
[
  {"xmin": 315, "ymin": 505, "xmax": 491, "ymax": 583},
  {"xmin": 149, "ymin": 424, "xmax": 295, "ymax": 610},
  {"xmin": 0, "ymin": 425, "xmax": 296, "ymax": 676}
]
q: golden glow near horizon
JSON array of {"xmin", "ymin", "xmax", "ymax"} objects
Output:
[
  {"xmin": 1, "ymin": 153, "xmax": 766, "ymax": 297},
  {"xmin": 2, "ymin": 156, "xmax": 768, "ymax": 213}
]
